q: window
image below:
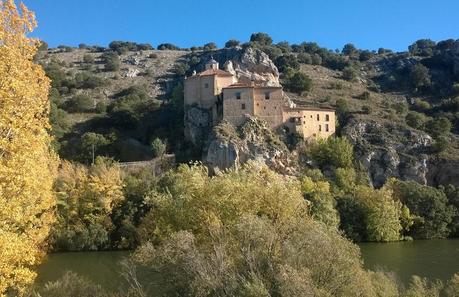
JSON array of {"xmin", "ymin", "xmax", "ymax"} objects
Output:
[
  {"xmin": 326, "ymin": 114, "xmax": 330, "ymax": 121},
  {"xmin": 236, "ymin": 92, "xmax": 241, "ymax": 100},
  {"xmin": 325, "ymin": 124, "xmax": 329, "ymax": 132},
  {"xmin": 317, "ymin": 114, "xmax": 320, "ymax": 121},
  {"xmin": 204, "ymin": 83, "xmax": 209, "ymax": 89},
  {"xmin": 319, "ymin": 125, "xmax": 322, "ymax": 132},
  {"xmin": 310, "ymin": 115, "xmax": 313, "ymax": 118},
  {"xmin": 256, "ymin": 103, "xmax": 259, "ymax": 106},
  {"xmin": 265, "ymin": 92, "xmax": 270, "ymax": 100},
  {"xmin": 241, "ymin": 103, "xmax": 246, "ymax": 110}
]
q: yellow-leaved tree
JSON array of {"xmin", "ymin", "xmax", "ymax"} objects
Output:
[{"xmin": 0, "ymin": 1, "xmax": 57, "ymax": 295}]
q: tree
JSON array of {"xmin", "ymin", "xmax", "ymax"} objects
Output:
[
  {"xmin": 81, "ymin": 132, "xmax": 110, "ymax": 164},
  {"xmin": 390, "ymin": 180, "xmax": 455, "ymax": 239},
  {"xmin": 250, "ymin": 32, "xmax": 273, "ymax": 46},
  {"xmin": 284, "ymin": 71, "xmax": 313, "ymax": 94},
  {"xmin": 0, "ymin": 1, "xmax": 58, "ymax": 295},
  {"xmin": 103, "ymin": 52, "xmax": 120, "ymax": 71},
  {"xmin": 342, "ymin": 43, "xmax": 358, "ymax": 56},
  {"xmin": 64, "ymin": 94, "xmax": 93, "ymax": 113},
  {"xmin": 275, "ymin": 54, "xmax": 300, "ymax": 72},
  {"xmin": 309, "ymin": 137, "xmax": 354, "ymax": 169},
  {"xmin": 425, "ymin": 116, "xmax": 451, "ymax": 136},
  {"xmin": 203, "ymin": 42, "xmax": 217, "ymax": 51},
  {"xmin": 409, "ymin": 63, "xmax": 431, "ymax": 89},
  {"xmin": 408, "ymin": 39, "xmax": 436, "ymax": 57},
  {"xmin": 405, "ymin": 111, "xmax": 427, "ymax": 129},
  {"xmin": 225, "ymin": 39, "xmax": 240, "ymax": 48},
  {"xmin": 133, "ymin": 164, "xmax": 382, "ymax": 296},
  {"xmin": 342, "ymin": 66, "xmax": 358, "ymax": 81},
  {"xmin": 151, "ymin": 137, "xmax": 166, "ymax": 158}
]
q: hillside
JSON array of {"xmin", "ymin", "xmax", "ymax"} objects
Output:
[{"xmin": 36, "ymin": 38, "xmax": 459, "ymax": 187}]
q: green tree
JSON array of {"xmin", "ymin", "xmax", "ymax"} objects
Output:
[
  {"xmin": 64, "ymin": 94, "xmax": 93, "ymax": 113},
  {"xmin": 410, "ymin": 63, "xmax": 431, "ymax": 89},
  {"xmin": 390, "ymin": 180, "xmax": 455, "ymax": 239},
  {"xmin": 408, "ymin": 39, "xmax": 436, "ymax": 56},
  {"xmin": 405, "ymin": 111, "xmax": 427, "ymax": 129},
  {"xmin": 425, "ymin": 117, "xmax": 451, "ymax": 136},
  {"xmin": 342, "ymin": 66, "xmax": 358, "ymax": 81},
  {"xmin": 249, "ymin": 32, "xmax": 273, "ymax": 46},
  {"xmin": 225, "ymin": 39, "xmax": 240, "ymax": 48},
  {"xmin": 103, "ymin": 52, "xmax": 121, "ymax": 71},
  {"xmin": 151, "ymin": 138, "xmax": 166, "ymax": 158},
  {"xmin": 309, "ymin": 137, "xmax": 354, "ymax": 169},
  {"xmin": 284, "ymin": 71, "xmax": 313, "ymax": 94},
  {"xmin": 342, "ymin": 43, "xmax": 358, "ymax": 56}
]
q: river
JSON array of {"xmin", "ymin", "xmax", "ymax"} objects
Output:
[{"xmin": 35, "ymin": 240, "xmax": 459, "ymax": 290}]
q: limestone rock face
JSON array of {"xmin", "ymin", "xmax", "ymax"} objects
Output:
[
  {"xmin": 204, "ymin": 117, "xmax": 296, "ymax": 174},
  {"xmin": 184, "ymin": 107, "xmax": 212, "ymax": 147},
  {"xmin": 198, "ymin": 47, "xmax": 280, "ymax": 86},
  {"xmin": 343, "ymin": 118, "xmax": 433, "ymax": 187}
]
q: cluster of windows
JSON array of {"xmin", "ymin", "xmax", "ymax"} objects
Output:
[{"xmin": 318, "ymin": 124, "xmax": 330, "ymax": 132}]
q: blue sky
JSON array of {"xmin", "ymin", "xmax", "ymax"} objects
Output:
[{"xmin": 26, "ymin": 0, "xmax": 459, "ymax": 52}]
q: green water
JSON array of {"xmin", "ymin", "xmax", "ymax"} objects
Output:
[
  {"xmin": 36, "ymin": 240, "xmax": 459, "ymax": 290},
  {"xmin": 359, "ymin": 239, "xmax": 459, "ymax": 284}
]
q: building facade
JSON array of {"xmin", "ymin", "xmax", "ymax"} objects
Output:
[{"xmin": 184, "ymin": 59, "xmax": 335, "ymax": 139}]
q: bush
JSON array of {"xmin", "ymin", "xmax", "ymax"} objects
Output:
[
  {"xmin": 64, "ymin": 94, "xmax": 93, "ymax": 113},
  {"xmin": 172, "ymin": 62, "xmax": 190, "ymax": 76},
  {"xmin": 413, "ymin": 99, "xmax": 431, "ymax": 111},
  {"xmin": 405, "ymin": 111, "xmax": 427, "ymax": 129},
  {"xmin": 297, "ymin": 52, "xmax": 312, "ymax": 64},
  {"xmin": 203, "ymin": 42, "xmax": 217, "ymax": 51},
  {"xmin": 103, "ymin": 52, "xmax": 121, "ymax": 71},
  {"xmin": 95, "ymin": 101, "xmax": 107, "ymax": 113},
  {"xmin": 309, "ymin": 137, "xmax": 354, "ymax": 169},
  {"xmin": 275, "ymin": 54, "xmax": 300, "ymax": 72},
  {"xmin": 409, "ymin": 63, "xmax": 431, "ymax": 89},
  {"xmin": 408, "ymin": 39, "xmax": 436, "ymax": 56},
  {"xmin": 74, "ymin": 71, "xmax": 106, "ymax": 89},
  {"xmin": 284, "ymin": 71, "xmax": 313, "ymax": 94},
  {"xmin": 425, "ymin": 116, "xmax": 452, "ymax": 136},
  {"xmin": 225, "ymin": 39, "xmax": 240, "ymax": 48},
  {"xmin": 83, "ymin": 54, "xmax": 94, "ymax": 64},
  {"xmin": 391, "ymin": 180, "xmax": 455, "ymax": 239},
  {"xmin": 250, "ymin": 32, "xmax": 273, "ymax": 46},
  {"xmin": 311, "ymin": 53, "xmax": 323, "ymax": 65},
  {"xmin": 151, "ymin": 137, "xmax": 166, "ymax": 158},
  {"xmin": 361, "ymin": 105, "xmax": 372, "ymax": 114},
  {"xmin": 342, "ymin": 66, "xmax": 358, "ymax": 81},
  {"xmin": 157, "ymin": 43, "xmax": 180, "ymax": 50},
  {"xmin": 342, "ymin": 43, "xmax": 358, "ymax": 56},
  {"xmin": 359, "ymin": 50, "xmax": 374, "ymax": 61}
]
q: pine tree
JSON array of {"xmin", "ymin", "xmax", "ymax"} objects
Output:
[{"xmin": 0, "ymin": 1, "xmax": 58, "ymax": 295}]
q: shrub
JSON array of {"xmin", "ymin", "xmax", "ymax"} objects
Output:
[
  {"xmin": 425, "ymin": 116, "xmax": 452, "ymax": 136},
  {"xmin": 342, "ymin": 43, "xmax": 358, "ymax": 56},
  {"xmin": 95, "ymin": 101, "xmax": 107, "ymax": 113},
  {"xmin": 284, "ymin": 71, "xmax": 313, "ymax": 94},
  {"xmin": 405, "ymin": 111, "xmax": 427, "ymax": 129},
  {"xmin": 309, "ymin": 137, "xmax": 354, "ymax": 169},
  {"xmin": 172, "ymin": 62, "xmax": 190, "ymax": 76},
  {"xmin": 38, "ymin": 40, "xmax": 48, "ymax": 51},
  {"xmin": 225, "ymin": 39, "xmax": 240, "ymax": 48},
  {"xmin": 409, "ymin": 63, "xmax": 431, "ymax": 89},
  {"xmin": 342, "ymin": 66, "xmax": 358, "ymax": 81},
  {"xmin": 83, "ymin": 54, "xmax": 94, "ymax": 64},
  {"xmin": 64, "ymin": 94, "xmax": 93, "ymax": 113},
  {"xmin": 359, "ymin": 50, "xmax": 373, "ymax": 61},
  {"xmin": 408, "ymin": 39, "xmax": 436, "ymax": 56},
  {"xmin": 151, "ymin": 137, "xmax": 166, "ymax": 158},
  {"xmin": 103, "ymin": 52, "xmax": 121, "ymax": 71},
  {"xmin": 311, "ymin": 53, "xmax": 323, "ymax": 65},
  {"xmin": 361, "ymin": 105, "xmax": 372, "ymax": 114},
  {"xmin": 149, "ymin": 53, "xmax": 158, "ymax": 59},
  {"xmin": 413, "ymin": 99, "xmax": 431, "ymax": 111},
  {"xmin": 297, "ymin": 52, "xmax": 312, "ymax": 64},
  {"xmin": 250, "ymin": 32, "xmax": 273, "ymax": 46},
  {"xmin": 203, "ymin": 42, "xmax": 217, "ymax": 51},
  {"xmin": 358, "ymin": 91, "xmax": 371, "ymax": 100},
  {"xmin": 157, "ymin": 43, "xmax": 180, "ymax": 50},
  {"xmin": 275, "ymin": 54, "xmax": 300, "ymax": 72},
  {"xmin": 391, "ymin": 180, "xmax": 455, "ymax": 239},
  {"xmin": 74, "ymin": 71, "xmax": 106, "ymax": 89}
]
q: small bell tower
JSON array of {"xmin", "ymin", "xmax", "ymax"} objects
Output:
[{"xmin": 205, "ymin": 56, "xmax": 219, "ymax": 70}]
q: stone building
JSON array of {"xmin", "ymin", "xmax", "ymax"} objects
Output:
[{"xmin": 184, "ymin": 59, "xmax": 335, "ymax": 140}]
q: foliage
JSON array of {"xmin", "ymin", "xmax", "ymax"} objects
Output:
[
  {"xmin": 342, "ymin": 43, "xmax": 358, "ymax": 56},
  {"xmin": 133, "ymin": 164, "xmax": 382, "ymax": 296},
  {"xmin": 342, "ymin": 66, "xmax": 358, "ymax": 81},
  {"xmin": 151, "ymin": 138, "xmax": 166, "ymax": 158},
  {"xmin": 409, "ymin": 63, "xmax": 431, "ymax": 89},
  {"xmin": 109, "ymin": 40, "xmax": 153, "ymax": 54},
  {"xmin": 406, "ymin": 111, "xmax": 427, "ymax": 129},
  {"xmin": 64, "ymin": 94, "xmax": 93, "ymax": 113},
  {"xmin": 225, "ymin": 39, "xmax": 240, "ymax": 48},
  {"xmin": 424, "ymin": 116, "xmax": 452, "ymax": 137},
  {"xmin": 390, "ymin": 180, "xmax": 455, "ymax": 239},
  {"xmin": 275, "ymin": 54, "xmax": 299, "ymax": 72},
  {"xmin": 408, "ymin": 39, "xmax": 436, "ymax": 57},
  {"xmin": 52, "ymin": 161, "xmax": 125, "ymax": 251},
  {"xmin": 83, "ymin": 53, "xmax": 95, "ymax": 64},
  {"xmin": 103, "ymin": 52, "xmax": 121, "ymax": 71},
  {"xmin": 249, "ymin": 32, "xmax": 273, "ymax": 46},
  {"xmin": 0, "ymin": 1, "xmax": 58, "ymax": 295},
  {"xmin": 283, "ymin": 71, "xmax": 313, "ymax": 94},
  {"xmin": 157, "ymin": 43, "xmax": 180, "ymax": 50},
  {"xmin": 309, "ymin": 137, "xmax": 354, "ymax": 169}
]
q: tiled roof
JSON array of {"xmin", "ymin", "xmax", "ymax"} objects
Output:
[
  {"xmin": 222, "ymin": 83, "xmax": 283, "ymax": 90},
  {"xmin": 284, "ymin": 106, "xmax": 335, "ymax": 112}
]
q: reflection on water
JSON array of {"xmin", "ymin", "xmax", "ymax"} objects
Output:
[{"xmin": 359, "ymin": 239, "xmax": 459, "ymax": 284}]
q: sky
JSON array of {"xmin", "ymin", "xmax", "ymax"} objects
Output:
[{"xmin": 25, "ymin": 0, "xmax": 459, "ymax": 52}]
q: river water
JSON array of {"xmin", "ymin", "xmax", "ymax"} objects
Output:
[{"xmin": 36, "ymin": 239, "xmax": 459, "ymax": 290}]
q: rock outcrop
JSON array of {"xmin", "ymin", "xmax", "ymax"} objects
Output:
[
  {"xmin": 196, "ymin": 47, "xmax": 280, "ymax": 86},
  {"xmin": 343, "ymin": 118, "xmax": 433, "ymax": 187},
  {"xmin": 204, "ymin": 117, "xmax": 297, "ymax": 175}
]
